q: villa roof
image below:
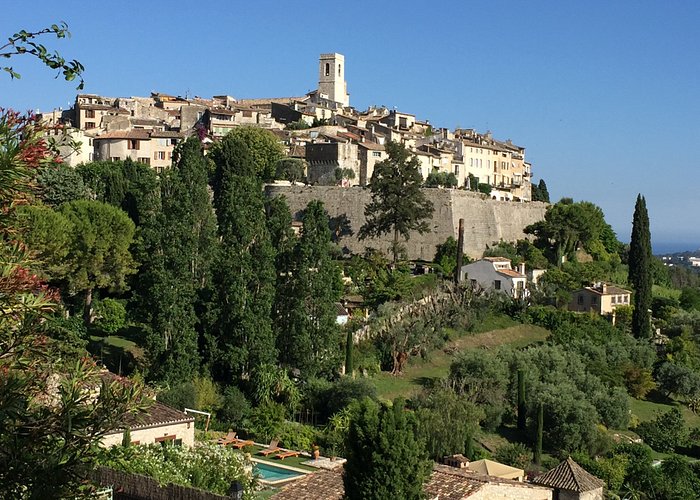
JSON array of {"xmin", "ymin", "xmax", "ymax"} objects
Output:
[
  {"xmin": 497, "ymin": 269, "xmax": 525, "ymax": 279},
  {"xmin": 532, "ymin": 457, "xmax": 604, "ymax": 492},
  {"xmin": 272, "ymin": 464, "xmax": 550, "ymax": 500},
  {"xmin": 579, "ymin": 285, "xmax": 631, "ymax": 296},
  {"xmin": 482, "ymin": 256, "xmax": 511, "ymax": 263},
  {"xmin": 104, "ymin": 401, "xmax": 194, "ymax": 435},
  {"xmin": 95, "ymin": 130, "xmax": 151, "ymax": 141},
  {"xmin": 465, "ymin": 459, "xmax": 523, "ymax": 479}
]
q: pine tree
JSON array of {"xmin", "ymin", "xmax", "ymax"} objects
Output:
[
  {"xmin": 277, "ymin": 200, "xmax": 343, "ymax": 377},
  {"xmin": 359, "ymin": 141, "xmax": 434, "ymax": 264},
  {"xmin": 629, "ymin": 194, "xmax": 652, "ymax": 338},
  {"xmin": 138, "ymin": 138, "xmax": 217, "ymax": 383},
  {"xmin": 208, "ymin": 135, "xmax": 277, "ymax": 379},
  {"xmin": 344, "ymin": 398, "xmax": 431, "ymax": 500}
]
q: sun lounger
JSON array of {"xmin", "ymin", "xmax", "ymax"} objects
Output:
[
  {"xmin": 230, "ymin": 438, "xmax": 254, "ymax": 449},
  {"xmin": 214, "ymin": 431, "xmax": 237, "ymax": 446},
  {"xmin": 258, "ymin": 439, "xmax": 281, "ymax": 456},
  {"xmin": 275, "ymin": 450, "xmax": 300, "ymax": 460}
]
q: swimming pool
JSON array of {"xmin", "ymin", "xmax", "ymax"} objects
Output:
[{"xmin": 255, "ymin": 463, "xmax": 304, "ymax": 483}]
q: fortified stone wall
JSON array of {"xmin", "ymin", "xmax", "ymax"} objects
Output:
[{"xmin": 264, "ymin": 185, "xmax": 548, "ymax": 260}]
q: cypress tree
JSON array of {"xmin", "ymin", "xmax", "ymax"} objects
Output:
[
  {"xmin": 534, "ymin": 402, "xmax": 543, "ymax": 465},
  {"xmin": 208, "ymin": 135, "xmax": 277, "ymax": 379},
  {"xmin": 629, "ymin": 194, "xmax": 652, "ymax": 338},
  {"xmin": 345, "ymin": 329, "xmax": 354, "ymax": 377},
  {"xmin": 517, "ymin": 369, "xmax": 526, "ymax": 431}
]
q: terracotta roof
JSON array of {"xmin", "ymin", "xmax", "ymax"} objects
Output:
[
  {"xmin": 131, "ymin": 118, "xmax": 163, "ymax": 126},
  {"xmin": 95, "ymin": 130, "xmax": 151, "ymax": 140},
  {"xmin": 532, "ymin": 457, "xmax": 604, "ymax": 492},
  {"xmin": 80, "ymin": 104, "xmax": 115, "ymax": 111},
  {"xmin": 272, "ymin": 464, "xmax": 549, "ymax": 500},
  {"xmin": 497, "ymin": 269, "xmax": 525, "ymax": 278},
  {"xmin": 150, "ymin": 130, "xmax": 185, "ymax": 139},
  {"xmin": 357, "ymin": 141, "xmax": 384, "ymax": 151},
  {"xmin": 579, "ymin": 285, "xmax": 631, "ymax": 296},
  {"xmin": 334, "ymin": 302, "xmax": 349, "ymax": 317},
  {"xmin": 237, "ymin": 97, "xmax": 307, "ymax": 106},
  {"xmin": 106, "ymin": 401, "xmax": 194, "ymax": 434}
]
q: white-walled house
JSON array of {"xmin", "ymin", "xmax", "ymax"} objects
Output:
[
  {"xmin": 101, "ymin": 401, "xmax": 195, "ymax": 448},
  {"xmin": 459, "ymin": 257, "xmax": 528, "ymax": 299}
]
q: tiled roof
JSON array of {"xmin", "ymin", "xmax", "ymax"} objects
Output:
[
  {"xmin": 334, "ymin": 302, "xmax": 349, "ymax": 317},
  {"xmin": 95, "ymin": 130, "xmax": 151, "ymax": 140},
  {"xmin": 483, "ymin": 256, "xmax": 511, "ymax": 262},
  {"xmin": 532, "ymin": 457, "xmax": 604, "ymax": 492},
  {"xmin": 237, "ymin": 97, "xmax": 307, "ymax": 106},
  {"xmin": 580, "ymin": 285, "xmax": 631, "ymax": 296},
  {"xmin": 497, "ymin": 269, "xmax": 525, "ymax": 278},
  {"xmin": 150, "ymin": 130, "xmax": 185, "ymax": 138},
  {"xmin": 272, "ymin": 464, "xmax": 549, "ymax": 500},
  {"xmin": 106, "ymin": 401, "xmax": 194, "ymax": 434},
  {"xmin": 356, "ymin": 141, "xmax": 384, "ymax": 151}
]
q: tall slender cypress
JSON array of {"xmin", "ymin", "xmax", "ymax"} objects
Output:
[
  {"xmin": 534, "ymin": 402, "xmax": 543, "ymax": 465},
  {"xmin": 345, "ymin": 329, "xmax": 354, "ymax": 377},
  {"xmin": 629, "ymin": 194, "xmax": 652, "ymax": 338}
]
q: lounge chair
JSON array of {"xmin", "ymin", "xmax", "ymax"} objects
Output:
[
  {"xmin": 214, "ymin": 431, "xmax": 238, "ymax": 446},
  {"xmin": 258, "ymin": 439, "xmax": 281, "ymax": 456},
  {"xmin": 230, "ymin": 438, "xmax": 254, "ymax": 449},
  {"xmin": 275, "ymin": 450, "xmax": 300, "ymax": 460}
]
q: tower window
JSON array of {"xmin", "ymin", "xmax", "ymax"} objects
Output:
[
  {"xmin": 325, "ymin": 63, "xmax": 330, "ymax": 76},
  {"xmin": 338, "ymin": 64, "xmax": 342, "ymax": 76}
]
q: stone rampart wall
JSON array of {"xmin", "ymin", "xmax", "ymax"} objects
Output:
[{"xmin": 264, "ymin": 185, "xmax": 548, "ymax": 260}]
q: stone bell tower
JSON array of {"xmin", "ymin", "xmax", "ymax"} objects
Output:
[{"xmin": 318, "ymin": 53, "xmax": 349, "ymax": 107}]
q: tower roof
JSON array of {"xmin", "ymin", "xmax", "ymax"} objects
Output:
[{"xmin": 532, "ymin": 457, "xmax": 604, "ymax": 492}]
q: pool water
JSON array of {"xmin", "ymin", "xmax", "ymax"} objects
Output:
[{"xmin": 255, "ymin": 462, "xmax": 304, "ymax": 483}]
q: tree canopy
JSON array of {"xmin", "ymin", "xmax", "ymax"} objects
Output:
[{"xmin": 359, "ymin": 141, "xmax": 434, "ymax": 264}]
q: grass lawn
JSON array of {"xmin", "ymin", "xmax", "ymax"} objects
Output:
[
  {"xmin": 372, "ymin": 322, "xmax": 549, "ymax": 400},
  {"xmin": 630, "ymin": 396, "xmax": 700, "ymax": 428},
  {"xmin": 652, "ymin": 285, "xmax": 682, "ymax": 300},
  {"xmin": 89, "ymin": 334, "xmax": 144, "ymax": 374}
]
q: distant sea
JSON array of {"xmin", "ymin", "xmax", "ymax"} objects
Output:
[{"xmin": 652, "ymin": 242, "xmax": 700, "ymax": 255}]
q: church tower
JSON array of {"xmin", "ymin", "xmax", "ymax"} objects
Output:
[{"xmin": 318, "ymin": 53, "xmax": 349, "ymax": 107}]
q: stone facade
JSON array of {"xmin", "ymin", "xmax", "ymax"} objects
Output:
[
  {"xmin": 101, "ymin": 420, "xmax": 195, "ymax": 448},
  {"xmin": 470, "ymin": 483, "xmax": 553, "ymax": 500},
  {"xmin": 264, "ymin": 185, "xmax": 547, "ymax": 260}
]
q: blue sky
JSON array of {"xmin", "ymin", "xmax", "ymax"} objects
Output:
[{"xmin": 3, "ymin": 1, "xmax": 699, "ymax": 252}]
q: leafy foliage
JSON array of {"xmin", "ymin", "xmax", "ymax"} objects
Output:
[
  {"xmin": 1, "ymin": 23, "xmax": 85, "ymax": 89},
  {"xmin": 359, "ymin": 141, "xmax": 434, "ymax": 263},
  {"xmin": 99, "ymin": 443, "xmax": 256, "ymax": 498},
  {"xmin": 225, "ymin": 126, "xmax": 284, "ymax": 182},
  {"xmin": 344, "ymin": 398, "xmax": 431, "ymax": 500},
  {"xmin": 424, "ymin": 171, "xmax": 458, "ymax": 188}
]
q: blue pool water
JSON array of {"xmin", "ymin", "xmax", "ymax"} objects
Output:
[{"xmin": 255, "ymin": 463, "xmax": 303, "ymax": 482}]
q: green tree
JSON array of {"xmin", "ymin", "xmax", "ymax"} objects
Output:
[
  {"xmin": 208, "ymin": 134, "xmax": 277, "ymax": 379},
  {"xmin": 60, "ymin": 200, "xmax": 137, "ymax": 324},
  {"xmin": 531, "ymin": 179, "xmax": 550, "ymax": 203},
  {"xmin": 138, "ymin": 138, "xmax": 217, "ymax": 383},
  {"xmin": 433, "ymin": 236, "xmax": 468, "ymax": 277},
  {"xmin": 629, "ymin": 194, "xmax": 652, "ymax": 338},
  {"xmin": 414, "ymin": 388, "xmax": 483, "ymax": 460},
  {"xmin": 277, "ymin": 200, "xmax": 343, "ymax": 377},
  {"xmin": 359, "ymin": 141, "xmax": 434, "ymax": 264},
  {"xmin": 636, "ymin": 408, "xmax": 687, "ymax": 453},
  {"xmin": 0, "ymin": 108, "xmax": 146, "ymax": 499},
  {"xmin": 18, "ymin": 204, "xmax": 74, "ymax": 280},
  {"xmin": 344, "ymin": 398, "xmax": 431, "ymax": 500},
  {"xmin": 226, "ymin": 126, "xmax": 284, "ymax": 182},
  {"xmin": 36, "ymin": 163, "xmax": 89, "ymax": 207},
  {"xmin": 425, "ymin": 171, "xmax": 458, "ymax": 188},
  {"xmin": 1, "ymin": 22, "xmax": 84, "ymax": 88},
  {"xmin": 275, "ymin": 158, "xmax": 306, "ymax": 183}
]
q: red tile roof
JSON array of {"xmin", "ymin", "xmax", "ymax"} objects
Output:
[{"xmin": 532, "ymin": 457, "xmax": 604, "ymax": 492}]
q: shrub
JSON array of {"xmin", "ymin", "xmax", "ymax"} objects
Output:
[
  {"xmin": 216, "ymin": 386, "xmax": 251, "ymax": 430},
  {"xmin": 493, "ymin": 442, "xmax": 531, "ymax": 470},
  {"xmin": 93, "ymin": 298, "xmax": 127, "ymax": 334},
  {"xmin": 247, "ymin": 401, "xmax": 286, "ymax": 441},
  {"xmin": 636, "ymin": 408, "xmax": 687, "ymax": 453}
]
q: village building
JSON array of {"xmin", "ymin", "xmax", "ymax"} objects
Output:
[
  {"xmin": 101, "ymin": 401, "xmax": 195, "ymax": 448},
  {"xmin": 568, "ymin": 283, "xmax": 631, "ymax": 316},
  {"xmin": 460, "ymin": 257, "xmax": 528, "ymax": 299}
]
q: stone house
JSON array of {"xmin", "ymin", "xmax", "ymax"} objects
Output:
[
  {"xmin": 356, "ymin": 141, "xmax": 386, "ymax": 185},
  {"xmin": 101, "ymin": 401, "xmax": 195, "ymax": 448},
  {"xmin": 568, "ymin": 283, "xmax": 631, "ymax": 316},
  {"xmin": 93, "ymin": 129, "xmax": 184, "ymax": 173},
  {"xmin": 459, "ymin": 257, "xmax": 528, "ymax": 299},
  {"xmin": 305, "ymin": 135, "xmax": 360, "ymax": 185}
]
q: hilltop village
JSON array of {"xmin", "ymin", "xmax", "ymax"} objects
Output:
[{"xmin": 39, "ymin": 53, "xmax": 534, "ymax": 203}]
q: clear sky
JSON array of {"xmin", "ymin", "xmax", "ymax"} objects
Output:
[{"xmin": 3, "ymin": 1, "xmax": 699, "ymax": 252}]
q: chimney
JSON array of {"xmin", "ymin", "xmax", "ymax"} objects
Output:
[
  {"xmin": 519, "ymin": 262, "xmax": 526, "ymax": 276},
  {"xmin": 602, "ymin": 283, "xmax": 607, "ymax": 294}
]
